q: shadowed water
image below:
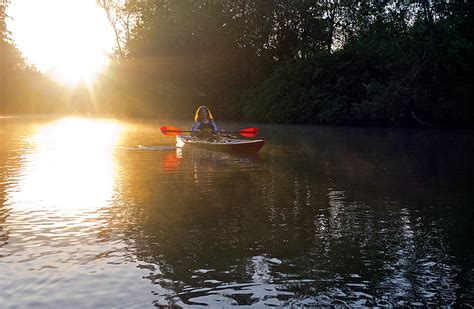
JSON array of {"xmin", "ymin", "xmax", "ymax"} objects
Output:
[{"xmin": 0, "ymin": 116, "xmax": 473, "ymax": 307}]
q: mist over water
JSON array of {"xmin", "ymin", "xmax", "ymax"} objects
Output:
[{"xmin": 1, "ymin": 117, "xmax": 473, "ymax": 307}]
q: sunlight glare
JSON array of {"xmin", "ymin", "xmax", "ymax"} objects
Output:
[
  {"xmin": 8, "ymin": 118, "xmax": 124, "ymax": 213},
  {"xmin": 7, "ymin": 0, "xmax": 116, "ymax": 85}
]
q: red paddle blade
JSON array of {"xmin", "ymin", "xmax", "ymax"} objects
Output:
[
  {"xmin": 161, "ymin": 126, "xmax": 182, "ymax": 136},
  {"xmin": 239, "ymin": 127, "xmax": 258, "ymax": 137}
]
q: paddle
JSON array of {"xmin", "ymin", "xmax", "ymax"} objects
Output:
[{"xmin": 160, "ymin": 126, "xmax": 258, "ymax": 138}]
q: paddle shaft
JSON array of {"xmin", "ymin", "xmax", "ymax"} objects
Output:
[
  {"xmin": 164, "ymin": 129, "xmax": 253, "ymax": 134},
  {"xmin": 161, "ymin": 126, "xmax": 257, "ymax": 137}
]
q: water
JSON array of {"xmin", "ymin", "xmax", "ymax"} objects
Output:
[{"xmin": 0, "ymin": 116, "xmax": 473, "ymax": 307}]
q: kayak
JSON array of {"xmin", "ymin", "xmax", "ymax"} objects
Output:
[{"xmin": 176, "ymin": 135, "xmax": 265, "ymax": 153}]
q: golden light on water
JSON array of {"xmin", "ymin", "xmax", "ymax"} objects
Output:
[
  {"xmin": 7, "ymin": 0, "xmax": 115, "ymax": 85},
  {"xmin": 8, "ymin": 118, "xmax": 123, "ymax": 213}
]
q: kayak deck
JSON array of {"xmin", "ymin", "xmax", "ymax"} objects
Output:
[{"xmin": 176, "ymin": 135, "xmax": 265, "ymax": 153}]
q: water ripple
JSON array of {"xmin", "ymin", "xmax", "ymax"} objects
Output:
[{"xmin": 1, "ymin": 118, "xmax": 473, "ymax": 307}]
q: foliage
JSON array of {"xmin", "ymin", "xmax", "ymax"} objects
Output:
[
  {"xmin": 1, "ymin": 0, "xmax": 473, "ymax": 126},
  {"xmin": 1, "ymin": 1, "xmax": 66, "ymax": 114},
  {"xmin": 242, "ymin": 0, "xmax": 474, "ymax": 126}
]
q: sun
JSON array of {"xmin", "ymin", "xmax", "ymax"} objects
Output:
[{"xmin": 6, "ymin": 0, "xmax": 116, "ymax": 85}]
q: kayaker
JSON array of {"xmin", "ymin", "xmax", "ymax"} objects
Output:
[{"xmin": 191, "ymin": 105, "xmax": 219, "ymax": 136}]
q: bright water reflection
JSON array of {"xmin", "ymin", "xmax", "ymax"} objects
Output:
[
  {"xmin": 0, "ymin": 117, "xmax": 155, "ymax": 308},
  {"xmin": 0, "ymin": 117, "xmax": 473, "ymax": 308},
  {"xmin": 8, "ymin": 118, "xmax": 121, "ymax": 210}
]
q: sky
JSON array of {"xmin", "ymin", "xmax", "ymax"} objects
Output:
[{"xmin": 6, "ymin": 0, "xmax": 116, "ymax": 84}]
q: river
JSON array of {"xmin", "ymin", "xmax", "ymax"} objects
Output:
[{"xmin": 0, "ymin": 116, "xmax": 473, "ymax": 307}]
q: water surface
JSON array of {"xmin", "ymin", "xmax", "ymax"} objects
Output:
[{"xmin": 1, "ymin": 116, "xmax": 473, "ymax": 307}]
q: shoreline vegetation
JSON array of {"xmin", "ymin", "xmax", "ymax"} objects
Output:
[{"xmin": 1, "ymin": 1, "xmax": 473, "ymax": 127}]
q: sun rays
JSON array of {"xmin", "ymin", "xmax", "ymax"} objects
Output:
[{"xmin": 7, "ymin": 0, "xmax": 115, "ymax": 85}]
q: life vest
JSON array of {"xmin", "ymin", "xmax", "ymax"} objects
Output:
[{"xmin": 196, "ymin": 120, "xmax": 217, "ymax": 133}]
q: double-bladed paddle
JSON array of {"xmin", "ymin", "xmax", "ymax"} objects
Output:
[{"xmin": 160, "ymin": 126, "xmax": 258, "ymax": 137}]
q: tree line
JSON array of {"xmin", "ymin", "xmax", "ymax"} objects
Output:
[
  {"xmin": 1, "ymin": 0, "xmax": 473, "ymax": 126},
  {"xmin": 1, "ymin": 1, "xmax": 67, "ymax": 114}
]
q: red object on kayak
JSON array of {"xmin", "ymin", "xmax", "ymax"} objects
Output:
[
  {"xmin": 176, "ymin": 135, "xmax": 265, "ymax": 153},
  {"xmin": 160, "ymin": 126, "xmax": 182, "ymax": 136},
  {"xmin": 239, "ymin": 127, "xmax": 258, "ymax": 137}
]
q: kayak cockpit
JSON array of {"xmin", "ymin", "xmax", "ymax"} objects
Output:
[{"xmin": 176, "ymin": 135, "xmax": 265, "ymax": 153}]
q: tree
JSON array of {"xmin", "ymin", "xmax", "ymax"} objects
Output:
[
  {"xmin": 96, "ymin": 0, "xmax": 139, "ymax": 59},
  {"xmin": 95, "ymin": 0, "xmax": 473, "ymax": 125}
]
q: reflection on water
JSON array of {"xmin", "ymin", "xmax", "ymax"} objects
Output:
[
  {"xmin": 2, "ymin": 118, "xmax": 121, "ymax": 266},
  {"xmin": 0, "ymin": 117, "xmax": 155, "ymax": 308},
  {"xmin": 8, "ymin": 118, "xmax": 121, "ymax": 210},
  {"xmin": 1, "ymin": 117, "xmax": 473, "ymax": 307}
]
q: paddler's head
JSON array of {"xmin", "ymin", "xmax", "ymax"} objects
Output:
[{"xmin": 195, "ymin": 106, "xmax": 213, "ymax": 122}]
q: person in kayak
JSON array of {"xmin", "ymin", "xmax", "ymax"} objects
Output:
[{"xmin": 191, "ymin": 105, "xmax": 219, "ymax": 136}]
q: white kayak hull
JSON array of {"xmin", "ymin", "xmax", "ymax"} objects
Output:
[{"xmin": 176, "ymin": 135, "xmax": 265, "ymax": 153}]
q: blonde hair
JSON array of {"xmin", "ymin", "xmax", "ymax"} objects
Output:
[{"xmin": 194, "ymin": 105, "xmax": 214, "ymax": 121}]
